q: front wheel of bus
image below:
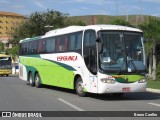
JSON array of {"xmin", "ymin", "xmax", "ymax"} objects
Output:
[
  {"xmin": 75, "ymin": 77, "xmax": 86, "ymax": 97},
  {"xmin": 35, "ymin": 73, "xmax": 42, "ymax": 88}
]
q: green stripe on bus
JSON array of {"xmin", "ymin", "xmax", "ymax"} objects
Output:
[
  {"xmin": 113, "ymin": 75, "xmax": 144, "ymax": 83},
  {"xmin": 20, "ymin": 56, "xmax": 76, "ymax": 89},
  {"xmin": 44, "ymin": 59, "xmax": 76, "ymax": 71}
]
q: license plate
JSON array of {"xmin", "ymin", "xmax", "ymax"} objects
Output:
[{"xmin": 122, "ymin": 87, "xmax": 130, "ymax": 92}]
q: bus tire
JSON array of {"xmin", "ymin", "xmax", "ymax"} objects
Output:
[
  {"xmin": 29, "ymin": 72, "xmax": 34, "ymax": 86},
  {"xmin": 75, "ymin": 77, "xmax": 86, "ymax": 97},
  {"xmin": 35, "ymin": 73, "xmax": 42, "ymax": 88}
]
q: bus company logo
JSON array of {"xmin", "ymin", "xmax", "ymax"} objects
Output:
[
  {"xmin": 57, "ymin": 56, "xmax": 78, "ymax": 61},
  {"xmin": 112, "ymin": 75, "xmax": 125, "ymax": 79}
]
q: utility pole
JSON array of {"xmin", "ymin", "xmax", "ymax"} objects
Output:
[
  {"xmin": 136, "ymin": 0, "xmax": 144, "ymax": 26},
  {"xmin": 91, "ymin": 16, "xmax": 96, "ymax": 25}
]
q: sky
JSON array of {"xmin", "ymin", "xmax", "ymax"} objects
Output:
[{"xmin": 0, "ymin": 0, "xmax": 160, "ymax": 17}]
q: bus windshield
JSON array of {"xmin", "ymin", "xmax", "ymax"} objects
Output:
[{"xmin": 99, "ymin": 31, "xmax": 146, "ymax": 74}]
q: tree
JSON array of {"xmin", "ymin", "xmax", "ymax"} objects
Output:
[
  {"xmin": 6, "ymin": 45, "xmax": 19, "ymax": 60},
  {"xmin": 139, "ymin": 17, "xmax": 160, "ymax": 80},
  {"xmin": 110, "ymin": 19, "xmax": 133, "ymax": 27},
  {"xmin": 9, "ymin": 10, "xmax": 85, "ymax": 58},
  {"xmin": 0, "ymin": 43, "xmax": 5, "ymax": 53},
  {"xmin": 11, "ymin": 9, "xmax": 85, "ymax": 45}
]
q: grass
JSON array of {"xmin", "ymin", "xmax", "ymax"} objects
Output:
[{"xmin": 147, "ymin": 79, "xmax": 160, "ymax": 90}]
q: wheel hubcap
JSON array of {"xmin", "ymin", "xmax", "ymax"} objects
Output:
[
  {"xmin": 77, "ymin": 81, "xmax": 83, "ymax": 93},
  {"xmin": 35, "ymin": 76, "xmax": 39, "ymax": 85},
  {"xmin": 29, "ymin": 76, "xmax": 32, "ymax": 84}
]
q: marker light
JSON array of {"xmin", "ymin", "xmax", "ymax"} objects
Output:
[{"xmin": 100, "ymin": 78, "xmax": 116, "ymax": 84}]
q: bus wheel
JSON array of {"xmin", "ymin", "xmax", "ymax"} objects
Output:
[
  {"xmin": 75, "ymin": 77, "xmax": 86, "ymax": 97},
  {"xmin": 35, "ymin": 73, "xmax": 41, "ymax": 88},
  {"xmin": 29, "ymin": 72, "xmax": 34, "ymax": 86}
]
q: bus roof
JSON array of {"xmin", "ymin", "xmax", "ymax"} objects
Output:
[
  {"xmin": 20, "ymin": 24, "xmax": 142, "ymax": 42},
  {"xmin": 20, "ymin": 36, "xmax": 42, "ymax": 43},
  {"xmin": 0, "ymin": 54, "xmax": 10, "ymax": 57},
  {"xmin": 43, "ymin": 24, "xmax": 142, "ymax": 38}
]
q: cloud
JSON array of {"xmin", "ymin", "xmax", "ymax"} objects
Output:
[
  {"xmin": 81, "ymin": 7, "xmax": 88, "ymax": 10},
  {"xmin": 65, "ymin": 0, "xmax": 115, "ymax": 6},
  {"xmin": 12, "ymin": 5, "xmax": 25, "ymax": 9}
]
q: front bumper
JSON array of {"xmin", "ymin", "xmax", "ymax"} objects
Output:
[{"xmin": 98, "ymin": 81, "xmax": 147, "ymax": 94}]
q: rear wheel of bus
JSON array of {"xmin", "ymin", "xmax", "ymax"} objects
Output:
[
  {"xmin": 29, "ymin": 72, "xmax": 34, "ymax": 86},
  {"xmin": 75, "ymin": 77, "xmax": 86, "ymax": 97},
  {"xmin": 35, "ymin": 73, "xmax": 42, "ymax": 88}
]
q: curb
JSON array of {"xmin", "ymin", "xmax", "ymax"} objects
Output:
[{"xmin": 146, "ymin": 88, "xmax": 160, "ymax": 94}]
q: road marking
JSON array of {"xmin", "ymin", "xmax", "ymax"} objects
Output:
[
  {"xmin": 148, "ymin": 103, "xmax": 160, "ymax": 107},
  {"xmin": 58, "ymin": 98, "xmax": 85, "ymax": 111}
]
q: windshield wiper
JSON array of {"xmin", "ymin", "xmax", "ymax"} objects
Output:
[
  {"xmin": 116, "ymin": 57, "xmax": 139, "ymax": 75},
  {"xmin": 116, "ymin": 59, "xmax": 126, "ymax": 75},
  {"xmin": 128, "ymin": 59, "xmax": 139, "ymax": 74}
]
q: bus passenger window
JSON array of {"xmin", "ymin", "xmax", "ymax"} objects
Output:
[
  {"xmin": 63, "ymin": 35, "xmax": 68, "ymax": 51},
  {"xmin": 69, "ymin": 34, "xmax": 76, "ymax": 50},
  {"xmin": 38, "ymin": 40, "xmax": 46, "ymax": 53},
  {"xmin": 46, "ymin": 38, "xmax": 55, "ymax": 53},
  {"xmin": 76, "ymin": 32, "xmax": 82, "ymax": 50},
  {"xmin": 56, "ymin": 36, "xmax": 66, "ymax": 52}
]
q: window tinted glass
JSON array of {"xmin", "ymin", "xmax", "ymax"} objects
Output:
[
  {"xmin": 19, "ymin": 31, "xmax": 83, "ymax": 55},
  {"xmin": 37, "ymin": 39, "xmax": 46, "ymax": 53},
  {"xmin": 69, "ymin": 34, "xmax": 76, "ymax": 50},
  {"xmin": 76, "ymin": 32, "xmax": 82, "ymax": 50},
  {"xmin": 84, "ymin": 30, "xmax": 96, "ymax": 46},
  {"xmin": 46, "ymin": 38, "xmax": 55, "ymax": 53}
]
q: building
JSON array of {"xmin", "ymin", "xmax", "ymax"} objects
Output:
[{"xmin": 0, "ymin": 11, "xmax": 25, "ymax": 47}]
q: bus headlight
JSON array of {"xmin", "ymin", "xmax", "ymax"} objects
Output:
[
  {"xmin": 138, "ymin": 78, "xmax": 147, "ymax": 83},
  {"xmin": 100, "ymin": 78, "xmax": 116, "ymax": 84}
]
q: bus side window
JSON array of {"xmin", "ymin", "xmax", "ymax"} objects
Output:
[
  {"xmin": 69, "ymin": 34, "xmax": 76, "ymax": 51},
  {"xmin": 76, "ymin": 32, "xmax": 82, "ymax": 49},
  {"xmin": 83, "ymin": 30, "xmax": 97, "ymax": 75},
  {"xmin": 28, "ymin": 41, "xmax": 36, "ymax": 54},
  {"xmin": 28, "ymin": 42, "xmax": 31, "ymax": 54},
  {"xmin": 59, "ymin": 35, "xmax": 68, "ymax": 52},
  {"xmin": 63, "ymin": 35, "xmax": 68, "ymax": 51},
  {"xmin": 23, "ymin": 42, "xmax": 28, "ymax": 55},
  {"xmin": 37, "ymin": 39, "xmax": 46, "ymax": 53},
  {"xmin": 31, "ymin": 41, "xmax": 37, "ymax": 54},
  {"xmin": 55, "ymin": 36, "xmax": 66, "ymax": 52},
  {"xmin": 20, "ymin": 43, "xmax": 25, "ymax": 55},
  {"xmin": 46, "ymin": 37, "xmax": 55, "ymax": 53}
]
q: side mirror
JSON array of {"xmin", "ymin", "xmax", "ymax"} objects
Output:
[
  {"xmin": 96, "ymin": 37, "xmax": 101, "ymax": 42},
  {"xmin": 96, "ymin": 37, "xmax": 103, "ymax": 53}
]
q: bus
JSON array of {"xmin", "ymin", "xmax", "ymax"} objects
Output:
[
  {"xmin": 0, "ymin": 54, "xmax": 12, "ymax": 76},
  {"xmin": 19, "ymin": 25, "xmax": 147, "ymax": 97}
]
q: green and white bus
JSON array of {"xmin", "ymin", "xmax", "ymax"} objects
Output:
[{"xmin": 19, "ymin": 25, "xmax": 147, "ymax": 96}]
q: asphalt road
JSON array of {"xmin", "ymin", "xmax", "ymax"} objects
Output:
[{"xmin": 0, "ymin": 76, "xmax": 160, "ymax": 120}]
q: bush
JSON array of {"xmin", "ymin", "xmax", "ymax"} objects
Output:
[{"xmin": 156, "ymin": 64, "xmax": 160, "ymax": 80}]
